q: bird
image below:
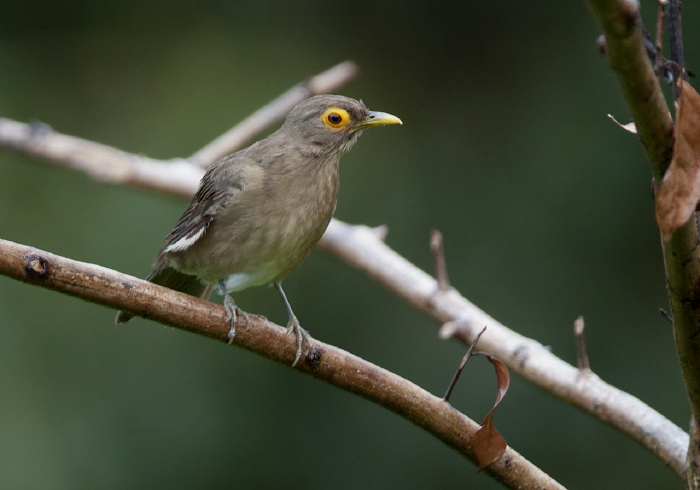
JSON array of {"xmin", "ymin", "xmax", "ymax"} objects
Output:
[{"xmin": 115, "ymin": 94, "xmax": 402, "ymax": 366}]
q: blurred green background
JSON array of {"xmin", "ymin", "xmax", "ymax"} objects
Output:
[{"xmin": 0, "ymin": 1, "xmax": 694, "ymax": 488}]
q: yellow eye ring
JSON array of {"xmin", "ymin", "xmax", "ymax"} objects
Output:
[{"xmin": 321, "ymin": 108, "xmax": 350, "ymax": 129}]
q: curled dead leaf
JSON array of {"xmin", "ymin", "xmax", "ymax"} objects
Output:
[
  {"xmin": 474, "ymin": 411, "xmax": 507, "ymax": 471},
  {"xmin": 655, "ymin": 80, "xmax": 700, "ymax": 240},
  {"xmin": 473, "ymin": 353, "xmax": 510, "ymax": 470},
  {"xmin": 442, "ymin": 333, "xmax": 511, "ymax": 470}
]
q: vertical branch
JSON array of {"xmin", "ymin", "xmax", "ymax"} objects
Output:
[
  {"xmin": 588, "ymin": 0, "xmax": 673, "ymax": 181},
  {"xmin": 588, "ymin": 0, "xmax": 700, "ymax": 483},
  {"xmin": 689, "ymin": 417, "xmax": 700, "ymax": 489},
  {"xmin": 663, "ymin": 222, "xmax": 700, "ymax": 488}
]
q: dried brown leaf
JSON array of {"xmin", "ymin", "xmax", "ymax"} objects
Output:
[
  {"xmin": 473, "ymin": 411, "xmax": 507, "ymax": 471},
  {"xmin": 442, "ymin": 336, "xmax": 511, "ymax": 470},
  {"xmin": 481, "ymin": 352, "xmax": 510, "ymax": 407},
  {"xmin": 655, "ymin": 80, "xmax": 700, "ymax": 240},
  {"xmin": 472, "ymin": 353, "xmax": 510, "ymax": 470}
]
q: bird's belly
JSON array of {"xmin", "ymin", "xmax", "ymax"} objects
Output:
[
  {"xmin": 165, "ymin": 153, "xmax": 340, "ymax": 290},
  {"xmin": 166, "ymin": 205, "xmax": 332, "ymax": 290}
]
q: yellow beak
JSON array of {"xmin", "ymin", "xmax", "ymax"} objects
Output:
[{"xmin": 354, "ymin": 111, "xmax": 403, "ymax": 129}]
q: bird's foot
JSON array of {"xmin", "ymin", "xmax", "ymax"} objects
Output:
[
  {"xmin": 224, "ymin": 294, "xmax": 247, "ymax": 344},
  {"xmin": 285, "ymin": 315, "xmax": 311, "ymax": 367}
]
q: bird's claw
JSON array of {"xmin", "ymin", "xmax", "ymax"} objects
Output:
[
  {"xmin": 286, "ymin": 316, "xmax": 310, "ymax": 367},
  {"xmin": 224, "ymin": 293, "xmax": 245, "ymax": 344}
]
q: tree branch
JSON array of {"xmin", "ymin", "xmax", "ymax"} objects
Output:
[
  {"xmin": 0, "ymin": 60, "xmax": 689, "ymax": 478},
  {"xmin": 0, "ymin": 61, "xmax": 359, "ymax": 198},
  {"xmin": 322, "ymin": 221, "xmax": 688, "ymax": 478},
  {"xmin": 0, "ymin": 117, "xmax": 201, "ymax": 197},
  {"xmin": 588, "ymin": 0, "xmax": 700, "ymax": 481},
  {"xmin": 588, "ymin": 0, "xmax": 673, "ymax": 181},
  {"xmin": 0, "ymin": 238, "xmax": 564, "ymax": 490}
]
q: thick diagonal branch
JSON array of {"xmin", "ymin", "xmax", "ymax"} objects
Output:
[{"xmin": 0, "ymin": 238, "xmax": 563, "ymax": 490}]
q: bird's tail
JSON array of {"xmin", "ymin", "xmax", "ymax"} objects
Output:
[{"xmin": 115, "ymin": 263, "xmax": 213, "ymax": 324}]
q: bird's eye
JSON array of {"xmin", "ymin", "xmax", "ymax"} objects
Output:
[
  {"xmin": 327, "ymin": 112, "xmax": 342, "ymax": 124},
  {"xmin": 321, "ymin": 108, "xmax": 350, "ymax": 129}
]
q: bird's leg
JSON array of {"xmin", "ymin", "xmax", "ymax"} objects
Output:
[
  {"xmin": 275, "ymin": 281, "xmax": 310, "ymax": 367},
  {"xmin": 219, "ymin": 280, "xmax": 239, "ymax": 344}
]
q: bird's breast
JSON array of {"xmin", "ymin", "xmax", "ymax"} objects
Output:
[
  {"xmin": 170, "ymin": 153, "xmax": 341, "ymax": 288},
  {"xmin": 261, "ymin": 155, "xmax": 341, "ymax": 265}
]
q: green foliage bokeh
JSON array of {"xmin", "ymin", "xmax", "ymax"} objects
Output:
[{"xmin": 0, "ymin": 1, "xmax": 695, "ymax": 488}]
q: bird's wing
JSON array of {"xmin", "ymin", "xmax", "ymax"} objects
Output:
[
  {"xmin": 155, "ymin": 153, "xmax": 254, "ymax": 259},
  {"xmin": 158, "ymin": 188, "xmax": 225, "ymax": 255}
]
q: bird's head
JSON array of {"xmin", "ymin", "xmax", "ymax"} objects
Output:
[{"xmin": 283, "ymin": 95, "xmax": 402, "ymax": 154}]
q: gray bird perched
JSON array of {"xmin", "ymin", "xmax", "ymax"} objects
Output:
[{"xmin": 116, "ymin": 94, "xmax": 402, "ymax": 366}]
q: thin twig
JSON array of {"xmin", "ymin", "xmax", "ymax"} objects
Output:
[
  {"xmin": 574, "ymin": 316, "xmax": 590, "ymax": 372},
  {"xmin": 188, "ymin": 61, "xmax": 359, "ymax": 168},
  {"xmin": 660, "ymin": 308, "xmax": 674, "ymax": 323},
  {"xmin": 443, "ymin": 326, "xmax": 487, "ymax": 402},
  {"xmin": 430, "ymin": 229, "xmax": 451, "ymax": 291}
]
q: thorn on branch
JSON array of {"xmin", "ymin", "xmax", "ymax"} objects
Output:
[
  {"xmin": 574, "ymin": 316, "xmax": 591, "ymax": 373},
  {"xmin": 371, "ymin": 224, "xmax": 388, "ymax": 242},
  {"xmin": 438, "ymin": 320, "xmax": 460, "ymax": 339},
  {"xmin": 439, "ymin": 319, "xmax": 477, "ymax": 344},
  {"xmin": 595, "ymin": 34, "xmax": 607, "ymax": 56},
  {"xmin": 430, "ymin": 229, "xmax": 451, "ymax": 291},
  {"xmin": 660, "ymin": 307, "xmax": 674, "ymax": 324}
]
